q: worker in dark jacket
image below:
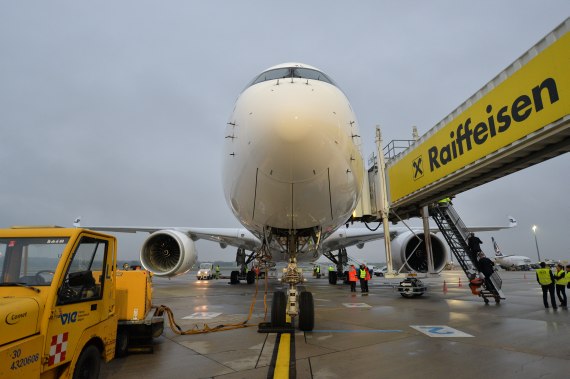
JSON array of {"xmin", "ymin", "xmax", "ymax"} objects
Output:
[
  {"xmin": 536, "ymin": 262, "xmax": 557, "ymax": 309},
  {"xmin": 358, "ymin": 264, "xmax": 369, "ymax": 294},
  {"xmin": 477, "ymin": 252, "xmax": 495, "ymax": 291},
  {"xmin": 467, "ymin": 233, "xmax": 483, "ymax": 262}
]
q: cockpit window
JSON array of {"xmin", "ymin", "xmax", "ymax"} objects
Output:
[{"xmin": 245, "ymin": 67, "xmax": 336, "ymax": 89}]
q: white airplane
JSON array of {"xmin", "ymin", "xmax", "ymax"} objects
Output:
[
  {"xmin": 491, "ymin": 236, "xmax": 532, "ymax": 270},
  {"xmin": 91, "ymin": 63, "xmax": 515, "ymax": 331}
]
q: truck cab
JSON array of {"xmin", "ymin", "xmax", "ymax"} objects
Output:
[{"xmin": 0, "ymin": 227, "xmax": 118, "ymax": 378}]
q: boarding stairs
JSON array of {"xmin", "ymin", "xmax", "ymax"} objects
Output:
[{"xmin": 431, "ymin": 203, "xmax": 505, "ymax": 303}]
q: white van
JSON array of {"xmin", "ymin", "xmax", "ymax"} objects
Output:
[{"xmin": 197, "ymin": 262, "xmax": 214, "ymax": 280}]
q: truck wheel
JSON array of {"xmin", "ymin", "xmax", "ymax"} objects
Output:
[
  {"xmin": 115, "ymin": 329, "xmax": 129, "ymax": 358},
  {"xmin": 298, "ymin": 291, "xmax": 314, "ymax": 331},
  {"xmin": 73, "ymin": 345, "xmax": 101, "ymax": 379},
  {"xmin": 271, "ymin": 291, "xmax": 286, "ymax": 327}
]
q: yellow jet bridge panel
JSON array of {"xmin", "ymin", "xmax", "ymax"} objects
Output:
[{"xmin": 387, "ymin": 18, "xmax": 570, "ymax": 209}]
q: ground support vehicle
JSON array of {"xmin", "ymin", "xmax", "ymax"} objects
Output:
[
  {"xmin": 397, "ymin": 277, "xmax": 427, "ymax": 298},
  {"xmin": 196, "ymin": 262, "xmax": 214, "ymax": 280},
  {"xmin": 0, "ymin": 227, "xmax": 163, "ymax": 378}
]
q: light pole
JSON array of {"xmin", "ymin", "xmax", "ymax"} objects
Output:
[{"xmin": 532, "ymin": 225, "xmax": 541, "ymax": 262}]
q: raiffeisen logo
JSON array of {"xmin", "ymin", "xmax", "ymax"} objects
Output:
[{"xmin": 427, "ymin": 77, "xmax": 559, "ymax": 173}]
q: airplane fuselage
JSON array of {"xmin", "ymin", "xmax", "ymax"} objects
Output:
[
  {"xmin": 495, "ymin": 255, "xmax": 533, "ymax": 269},
  {"xmin": 223, "ymin": 63, "xmax": 364, "ymax": 256}
]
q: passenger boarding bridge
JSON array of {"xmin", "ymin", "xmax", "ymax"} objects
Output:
[
  {"xmin": 353, "ymin": 18, "xmax": 569, "ymax": 301},
  {"xmin": 381, "ymin": 18, "xmax": 568, "ymax": 220}
]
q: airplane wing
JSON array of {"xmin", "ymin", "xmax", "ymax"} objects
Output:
[
  {"xmin": 321, "ymin": 227, "xmax": 400, "ymax": 252},
  {"xmin": 429, "ymin": 216, "xmax": 517, "ymax": 234},
  {"xmin": 321, "ymin": 215, "xmax": 517, "ymax": 252},
  {"xmin": 89, "ymin": 214, "xmax": 516, "ymax": 254},
  {"xmin": 88, "ymin": 226, "xmax": 262, "ymax": 251}
]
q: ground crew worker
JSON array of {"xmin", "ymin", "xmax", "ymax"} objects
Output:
[
  {"xmin": 437, "ymin": 197, "xmax": 452, "ymax": 206},
  {"xmin": 477, "ymin": 252, "xmax": 495, "ymax": 291},
  {"xmin": 536, "ymin": 262, "xmax": 557, "ymax": 309},
  {"xmin": 567, "ymin": 265, "xmax": 570, "ymax": 290},
  {"xmin": 348, "ymin": 264, "xmax": 357, "ymax": 293},
  {"xmin": 328, "ymin": 265, "xmax": 334, "ymax": 273},
  {"xmin": 215, "ymin": 264, "xmax": 220, "ymax": 279},
  {"xmin": 315, "ymin": 265, "xmax": 321, "ymax": 279},
  {"xmin": 358, "ymin": 264, "xmax": 369, "ymax": 294},
  {"xmin": 554, "ymin": 263, "xmax": 567, "ymax": 307},
  {"xmin": 467, "ymin": 233, "xmax": 483, "ymax": 262}
]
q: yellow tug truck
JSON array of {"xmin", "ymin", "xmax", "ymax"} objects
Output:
[{"xmin": 0, "ymin": 226, "xmax": 164, "ymax": 379}]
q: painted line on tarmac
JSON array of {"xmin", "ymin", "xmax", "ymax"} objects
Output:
[{"xmin": 268, "ymin": 332, "xmax": 296, "ymax": 379}]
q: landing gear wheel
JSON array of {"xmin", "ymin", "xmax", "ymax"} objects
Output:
[
  {"xmin": 73, "ymin": 345, "xmax": 101, "ymax": 379},
  {"xmin": 246, "ymin": 270, "xmax": 255, "ymax": 284},
  {"xmin": 230, "ymin": 271, "xmax": 239, "ymax": 284},
  {"xmin": 298, "ymin": 291, "xmax": 314, "ymax": 331},
  {"xmin": 328, "ymin": 271, "xmax": 337, "ymax": 285},
  {"xmin": 271, "ymin": 291, "xmax": 286, "ymax": 327}
]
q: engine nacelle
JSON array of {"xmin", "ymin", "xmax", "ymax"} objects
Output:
[
  {"xmin": 391, "ymin": 231, "xmax": 448, "ymax": 274},
  {"xmin": 140, "ymin": 230, "xmax": 197, "ymax": 277}
]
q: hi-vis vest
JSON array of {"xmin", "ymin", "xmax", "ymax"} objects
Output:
[
  {"xmin": 348, "ymin": 268, "xmax": 357, "ymax": 282},
  {"xmin": 536, "ymin": 268, "xmax": 553, "ymax": 285},
  {"xmin": 359, "ymin": 269, "xmax": 366, "ymax": 279},
  {"xmin": 555, "ymin": 269, "xmax": 567, "ymax": 285}
]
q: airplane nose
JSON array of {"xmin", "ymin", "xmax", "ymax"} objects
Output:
[
  {"xmin": 271, "ymin": 104, "xmax": 315, "ymax": 143},
  {"xmin": 252, "ymin": 93, "xmax": 334, "ymax": 182}
]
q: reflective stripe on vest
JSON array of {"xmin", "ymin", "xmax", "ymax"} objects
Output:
[{"xmin": 536, "ymin": 268, "xmax": 552, "ymax": 285}]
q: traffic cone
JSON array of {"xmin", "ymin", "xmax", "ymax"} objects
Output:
[
  {"xmin": 443, "ymin": 280, "xmax": 448, "ymax": 294},
  {"xmin": 458, "ymin": 277, "xmax": 462, "ymax": 287}
]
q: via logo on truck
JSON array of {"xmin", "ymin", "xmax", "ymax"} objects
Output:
[{"xmin": 60, "ymin": 311, "xmax": 78, "ymax": 325}]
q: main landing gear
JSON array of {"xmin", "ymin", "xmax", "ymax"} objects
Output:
[
  {"xmin": 323, "ymin": 248, "xmax": 349, "ymax": 285},
  {"xmin": 229, "ymin": 248, "xmax": 257, "ymax": 284}
]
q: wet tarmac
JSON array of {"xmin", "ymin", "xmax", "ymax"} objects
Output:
[{"xmin": 101, "ymin": 270, "xmax": 570, "ymax": 378}]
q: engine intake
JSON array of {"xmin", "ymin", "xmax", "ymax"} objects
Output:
[
  {"xmin": 140, "ymin": 230, "xmax": 197, "ymax": 277},
  {"xmin": 391, "ymin": 231, "xmax": 448, "ymax": 273}
]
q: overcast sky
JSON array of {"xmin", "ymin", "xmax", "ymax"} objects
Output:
[{"xmin": 1, "ymin": 1, "xmax": 569, "ymax": 264}]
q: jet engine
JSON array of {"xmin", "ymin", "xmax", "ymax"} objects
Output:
[
  {"xmin": 390, "ymin": 231, "xmax": 448, "ymax": 273},
  {"xmin": 140, "ymin": 230, "xmax": 197, "ymax": 277}
]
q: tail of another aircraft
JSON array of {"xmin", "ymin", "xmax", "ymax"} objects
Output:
[{"xmin": 492, "ymin": 237, "xmax": 503, "ymax": 257}]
